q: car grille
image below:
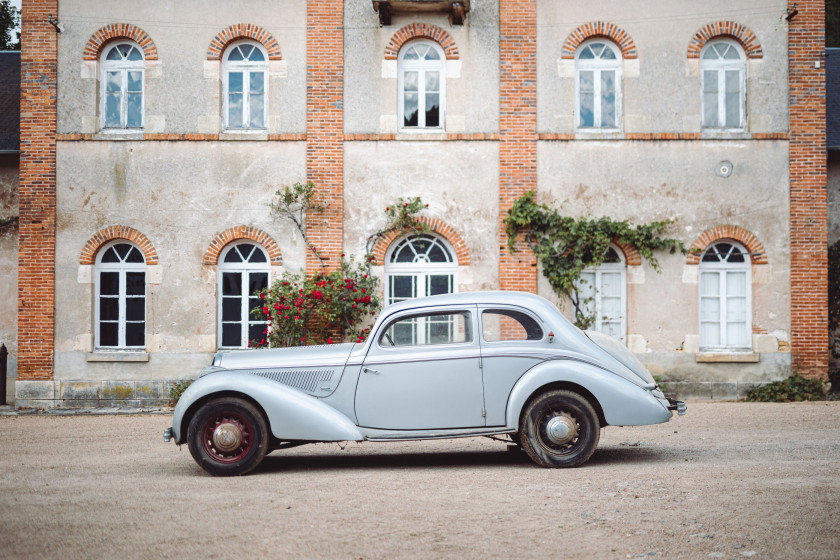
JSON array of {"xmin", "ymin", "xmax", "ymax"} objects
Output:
[{"xmin": 250, "ymin": 368, "xmax": 335, "ymax": 394}]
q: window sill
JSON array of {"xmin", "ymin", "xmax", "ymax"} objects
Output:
[
  {"xmin": 92, "ymin": 131, "xmax": 145, "ymax": 140},
  {"xmin": 219, "ymin": 131, "xmax": 269, "ymax": 140},
  {"xmin": 396, "ymin": 131, "xmax": 447, "ymax": 140},
  {"xmin": 700, "ymin": 130, "xmax": 749, "ymax": 140},
  {"xmin": 695, "ymin": 352, "xmax": 758, "ymax": 363},
  {"xmin": 87, "ymin": 352, "xmax": 150, "ymax": 363},
  {"xmin": 573, "ymin": 129, "xmax": 623, "ymax": 140}
]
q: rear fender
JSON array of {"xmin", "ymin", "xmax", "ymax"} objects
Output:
[
  {"xmin": 172, "ymin": 371, "xmax": 364, "ymax": 444},
  {"xmin": 505, "ymin": 360, "xmax": 671, "ymax": 429}
]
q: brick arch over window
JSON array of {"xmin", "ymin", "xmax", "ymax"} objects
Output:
[
  {"xmin": 80, "ymin": 226, "xmax": 158, "ymax": 265},
  {"xmin": 686, "ymin": 225, "xmax": 768, "ymax": 265},
  {"xmin": 206, "ymin": 24, "xmax": 282, "ymax": 60},
  {"xmin": 613, "ymin": 240, "xmax": 642, "ymax": 266},
  {"xmin": 384, "ymin": 23, "xmax": 460, "ymax": 60},
  {"xmin": 371, "ymin": 217, "xmax": 470, "ymax": 265},
  {"xmin": 204, "ymin": 226, "xmax": 283, "ymax": 265},
  {"xmin": 83, "ymin": 24, "xmax": 159, "ymax": 60},
  {"xmin": 561, "ymin": 21, "xmax": 637, "ymax": 59},
  {"xmin": 687, "ymin": 21, "xmax": 763, "ymax": 59}
]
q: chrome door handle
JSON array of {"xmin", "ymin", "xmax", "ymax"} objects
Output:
[{"xmin": 363, "ymin": 367, "xmax": 380, "ymax": 374}]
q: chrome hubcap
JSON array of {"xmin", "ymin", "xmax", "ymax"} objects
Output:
[
  {"xmin": 545, "ymin": 413, "xmax": 578, "ymax": 445},
  {"xmin": 212, "ymin": 423, "xmax": 243, "ymax": 453}
]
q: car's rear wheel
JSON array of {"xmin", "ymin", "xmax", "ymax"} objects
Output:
[
  {"xmin": 519, "ymin": 389, "xmax": 600, "ymax": 468},
  {"xmin": 187, "ymin": 397, "xmax": 269, "ymax": 476}
]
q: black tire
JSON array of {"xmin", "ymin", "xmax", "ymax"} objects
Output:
[
  {"xmin": 187, "ymin": 397, "xmax": 269, "ymax": 476},
  {"xmin": 519, "ymin": 389, "xmax": 600, "ymax": 468}
]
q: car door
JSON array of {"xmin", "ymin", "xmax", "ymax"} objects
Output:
[
  {"xmin": 478, "ymin": 306, "xmax": 547, "ymax": 426},
  {"xmin": 355, "ymin": 307, "xmax": 485, "ymax": 430}
]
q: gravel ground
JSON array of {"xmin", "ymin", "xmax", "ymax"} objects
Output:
[{"xmin": 0, "ymin": 401, "xmax": 838, "ymax": 559}]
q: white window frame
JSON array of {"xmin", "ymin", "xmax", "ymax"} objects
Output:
[
  {"xmin": 576, "ymin": 246, "xmax": 627, "ymax": 342},
  {"xmin": 398, "ymin": 40, "xmax": 446, "ymax": 132},
  {"xmin": 217, "ymin": 242, "xmax": 271, "ymax": 349},
  {"xmin": 699, "ymin": 241, "xmax": 752, "ymax": 352},
  {"xmin": 574, "ymin": 40, "xmax": 622, "ymax": 131},
  {"xmin": 222, "ymin": 40, "xmax": 269, "ymax": 131},
  {"xmin": 700, "ymin": 39, "xmax": 746, "ymax": 131},
  {"xmin": 94, "ymin": 241, "xmax": 146, "ymax": 350},
  {"xmin": 100, "ymin": 41, "xmax": 145, "ymax": 130},
  {"xmin": 385, "ymin": 234, "xmax": 458, "ymax": 306}
]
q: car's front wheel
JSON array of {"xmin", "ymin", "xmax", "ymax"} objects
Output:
[
  {"xmin": 187, "ymin": 397, "xmax": 269, "ymax": 476},
  {"xmin": 519, "ymin": 389, "xmax": 600, "ymax": 468}
]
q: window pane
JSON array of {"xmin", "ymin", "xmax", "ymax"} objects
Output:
[
  {"xmin": 100, "ymin": 297, "xmax": 118, "ymax": 321},
  {"xmin": 228, "ymin": 47, "xmax": 244, "ymax": 61},
  {"xmin": 248, "ymin": 323, "xmax": 265, "ymax": 343},
  {"xmin": 701, "ymin": 321, "xmax": 721, "ymax": 347},
  {"xmin": 127, "ymin": 71, "xmax": 142, "ymax": 93},
  {"xmin": 223, "ymin": 272, "xmax": 242, "ymax": 296},
  {"xmin": 404, "ymin": 71, "xmax": 418, "ymax": 92},
  {"xmin": 106, "ymin": 47, "xmax": 122, "ymax": 61},
  {"xmin": 427, "ymin": 274, "xmax": 451, "ymax": 297},
  {"xmin": 390, "ymin": 275, "xmax": 415, "ymax": 301},
  {"xmin": 425, "ymin": 71, "xmax": 440, "ymax": 92},
  {"xmin": 601, "ymin": 71, "xmax": 616, "ymax": 127},
  {"xmin": 248, "ymin": 47, "xmax": 265, "ymax": 62},
  {"xmin": 105, "ymin": 93, "xmax": 121, "ymax": 128},
  {"xmin": 424, "ymin": 47, "xmax": 440, "ymax": 60},
  {"xmin": 100, "ymin": 272, "xmax": 119, "ymax": 295},
  {"xmin": 726, "ymin": 271, "xmax": 747, "ymax": 297},
  {"xmin": 249, "ymin": 93, "xmax": 265, "ymax": 127},
  {"xmin": 224, "ymin": 248, "xmax": 243, "ymax": 263},
  {"xmin": 222, "ymin": 323, "xmax": 242, "ymax": 347},
  {"xmin": 126, "ymin": 272, "xmax": 145, "ymax": 296},
  {"xmin": 392, "ymin": 320, "xmax": 416, "ymax": 345},
  {"xmin": 248, "ymin": 248, "xmax": 267, "ymax": 263},
  {"xmin": 724, "ymin": 70, "xmax": 741, "ymax": 128},
  {"xmin": 228, "ymin": 94, "xmax": 243, "ymax": 128},
  {"xmin": 222, "ymin": 297, "xmax": 241, "ymax": 322},
  {"xmin": 700, "ymin": 272, "xmax": 720, "ymax": 297},
  {"xmin": 229, "ymin": 71, "xmax": 244, "ymax": 93},
  {"xmin": 99, "ymin": 322, "xmax": 118, "ymax": 347},
  {"xmin": 125, "ymin": 322, "xmax": 144, "ymax": 347},
  {"xmin": 106, "ymin": 71, "xmax": 122, "ymax": 93},
  {"xmin": 403, "ymin": 92, "xmax": 418, "ymax": 127},
  {"xmin": 126, "ymin": 297, "xmax": 144, "ymax": 321},
  {"xmin": 250, "ymin": 71, "xmax": 265, "ymax": 93},
  {"xmin": 250, "ymin": 272, "xmax": 269, "ymax": 294},
  {"xmin": 482, "ymin": 310, "xmax": 542, "ymax": 342},
  {"xmin": 403, "ymin": 46, "xmax": 419, "ymax": 60},
  {"xmin": 701, "ymin": 297, "xmax": 721, "ymax": 322},
  {"xmin": 601, "ymin": 272, "xmax": 621, "ymax": 297},
  {"xmin": 425, "ymin": 93, "xmax": 439, "ymax": 127},
  {"xmin": 126, "ymin": 93, "xmax": 142, "ymax": 127},
  {"xmin": 579, "ymin": 46, "xmax": 595, "ymax": 60},
  {"xmin": 125, "ymin": 247, "xmax": 144, "ymax": 263},
  {"xmin": 702, "ymin": 70, "xmax": 719, "ymax": 128},
  {"xmin": 126, "ymin": 46, "xmax": 142, "ymax": 61}
]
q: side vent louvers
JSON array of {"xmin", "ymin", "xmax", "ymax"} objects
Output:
[{"xmin": 251, "ymin": 368, "xmax": 335, "ymax": 393}]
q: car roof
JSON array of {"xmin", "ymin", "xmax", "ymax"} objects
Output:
[{"xmin": 382, "ymin": 290, "xmax": 556, "ymax": 315}]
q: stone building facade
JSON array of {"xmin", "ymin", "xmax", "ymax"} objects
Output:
[{"xmin": 4, "ymin": 0, "xmax": 828, "ymax": 407}]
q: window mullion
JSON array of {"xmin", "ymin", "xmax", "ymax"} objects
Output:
[
  {"xmin": 242, "ymin": 70, "xmax": 250, "ymax": 129},
  {"xmin": 718, "ymin": 68, "xmax": 726, "ymax": 128},
  {"xmin": 593, "ymin": 69, "xmax": 602, "ymax": 127},
  {"xmin": 120, "ymin": 69, "xmax": 128, "ymax": 128},
  {"xmin": 418, "ymin": 68, "xmax": 426, "ymax": 128}
]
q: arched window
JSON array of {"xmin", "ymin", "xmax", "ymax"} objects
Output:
[
  {"xmin": 701, "ymin": 39, "xmax": 746, "ymax": 130},
  {"xmin": 699, "ymin": 241, "xmax": 751, "ymax": 351},
  {"xmin": 385, "ymin": 234, "xmax": 457, "ymax": 305},
  {"xmin": 398, "ymin": 41, "xmax": 445, "ymax": 131},
  {"xmin": 101, "ymin": 42, "xmax": 144, "ymax": 129},
  {"xmin": 95, "ymin": 242, "xmax": 146, "ymax": 349},
  {"xmin": 218, "ymin": 242, "xmax": 270, "ymax": 348},
  {"xmin": 576, "ymin": 246, "xmax": 626, "ymax": 342},
  {"xmin": 575, "ymin": 40, "xmax": 621, "ymax": 130},
  {"xmin": 223, "ymin": 41, "xmax": 268, "ymax": 130}
]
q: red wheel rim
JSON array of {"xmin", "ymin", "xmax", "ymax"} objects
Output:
[{"xmin": 200, "ymin": 411, "xmax": 254, "ymax": 463}]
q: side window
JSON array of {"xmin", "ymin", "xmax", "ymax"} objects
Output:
[
  {"xmin": 699, "ymin": 241, "xmax": 751, "ymax": 351},
  {"xmin": 95, "ymin": 242, "xmax": 146, "ymax": 349},
  {"xmin": 398, "ymin": 40, "xmax": 445, "ymax": 131},
  {"xmin": 100, "ymin": 42, "xmax": 144, "ymax": 130},
  {"xmin": 481, "ymin": 310, "xmax": 543, "ymax": 342},
  {"xmin": 575, "ymin": 40, "xmax": 621, "ymax": 130},
  {"xmin": 223, "ymin": 41, "xmax": 268, "ymax": 130},
  {"xmin": 701, "ymin": 40, "xmax": 746, "ymax": 130},
  {"xmin": 218, "ymin": 242, "xmax": 270, "ymax": 349},
  {"xmin": 380, "ymin": 311, "xmax": 472, "ymax": 347}
]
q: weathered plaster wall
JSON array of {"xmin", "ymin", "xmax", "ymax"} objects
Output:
[
  {"xmin": 829, "ymin": 153, "xmax": 840, "ymax": 245},
  {"xmin": 537, "ymin": 0, "xmax": 789, "ymax": 135},
  {"xmin": 54, "ymin": 141, "xmax": 307, "ymax": 380},
  {"xmin": 57, "ymin": 0, "xmax": 307, "ymax": 135},
  {"xmin": 344, "ymin": 0, "xmax": 500, "ymax": 134},
  {"xmin": 0, "ymin": 156, "xmax": 18, "ymax": 402},
  {"xmin": 344, "ymin": 141, "xmax": 500, "ymax": 290},
  {"xmin": 537, "ymin": 140, "xmax": 791, "ymax": 390}
]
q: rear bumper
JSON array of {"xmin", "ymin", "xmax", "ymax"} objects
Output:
[{"xmin": 667, "ymin": 398, "xmax": 687, "ymax": 416}]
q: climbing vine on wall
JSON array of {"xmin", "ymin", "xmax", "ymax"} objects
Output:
[
  {"xmin": 504, "ymin": 191, "xmax": 685, "ymax": 330},
  {"xmin": 250, "ymin": 182, "xmax": 430, "ymax": 348}
]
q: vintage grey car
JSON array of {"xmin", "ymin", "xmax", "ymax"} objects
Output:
[{"xmin": 164, "ymin": 291, "xmax": 685, "ymax": 475}]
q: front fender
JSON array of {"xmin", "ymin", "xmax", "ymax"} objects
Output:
[
  {"xmin": 172, "ymin": 371, "xmax": 364, "ymax": 444},
  {"xmin": 505, "ymin": 359, "xmax": 671, "ymax": 429}
]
